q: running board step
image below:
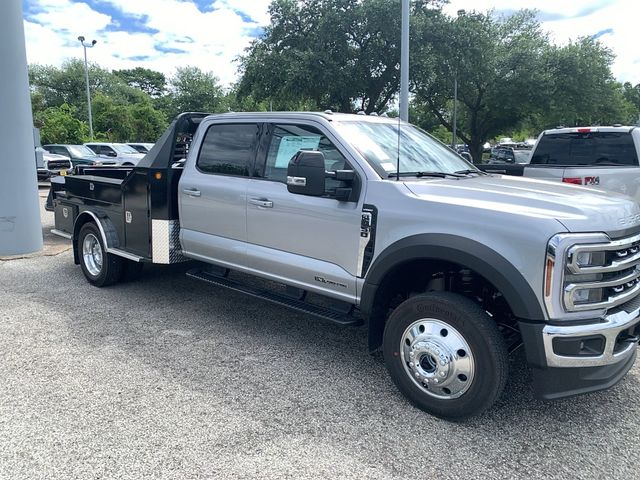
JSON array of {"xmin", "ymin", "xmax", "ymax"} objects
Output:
[{"xmin": 187, "ymin": 269, "xmax": 362, "ymax": 326}]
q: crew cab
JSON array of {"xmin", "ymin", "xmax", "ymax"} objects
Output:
[{"xmin": 48, "ymin": 112, "xmax": 640, "ymax": 419}]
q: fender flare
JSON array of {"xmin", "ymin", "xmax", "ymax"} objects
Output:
[
  {"xmin": 72, "ymin": 210, "xmax": 121, "ymax": 264},
  {"xmin": 360, "ymin": 234, "xmax": 546, "ymax": 350}
]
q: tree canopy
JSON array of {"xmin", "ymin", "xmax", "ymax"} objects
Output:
[{"xmin": 27, "ymin": 1, "xmax": 639, "ymax": 156}]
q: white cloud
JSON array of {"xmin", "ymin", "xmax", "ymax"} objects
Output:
[
  {"xmin": 443, "ymin": 0, "xmax": 640, "ymax": 84},
  {"xmin": 22, "ymin": 0, "xmax": 639, "ymax": 87},
  {"xmin": 23, "ymin": 0, "xmax": 271, "ymax": 86}
]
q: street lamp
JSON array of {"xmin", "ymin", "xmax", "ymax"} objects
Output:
[
  {"xmin": 451, "ymin": 10, "xmax": 465, "ymax": 150},
  {"xmin": 399, "ymin": 0, "xmax": 409, "ymax": 122},
  {"xmin": 78, "ymin": 35, "xmax": 97, "ymax": 140}
]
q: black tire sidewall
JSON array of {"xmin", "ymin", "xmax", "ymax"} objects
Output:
[{"xmin": 383, "ymin": 292, "xmax": 508, "ymax": 420}]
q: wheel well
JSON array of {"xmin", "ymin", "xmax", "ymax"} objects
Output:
[{"xmin": 366, "ymin": 259, "xmax": 521, "ymax": 352}]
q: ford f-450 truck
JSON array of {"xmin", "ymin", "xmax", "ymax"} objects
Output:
[{"xmin": 48, "ymin": 112, "xmax": 640, "ymax": 419}]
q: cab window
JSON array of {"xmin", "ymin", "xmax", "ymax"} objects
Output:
[
  {"xmin": 197, "ymin": 123, "xmax": 259, "ymax": 177},
  {"xmin": 261, "ymin": 124, "xmax": 351, "ymax": 192}
]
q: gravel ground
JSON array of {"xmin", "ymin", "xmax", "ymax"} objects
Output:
[{"xmin": 1, "ymin": 188, "xmax": 639, "ymax": 479}]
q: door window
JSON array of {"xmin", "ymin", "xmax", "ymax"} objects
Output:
[
  {"xmin": 197, "ymin": 124, "xmax": 258, "ymax": 176},
  {"xmin": 261, "ymin": 124, "xmax": 351, "ymax": 192}
]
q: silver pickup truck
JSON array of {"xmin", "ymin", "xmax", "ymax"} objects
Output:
[
  {"xmin": 482, "ymin": 126, "xmax": 640, "ymax": 201},
  {"xmin": 48, "ymin": 112, "xmax": 640, "ymax": 419}
]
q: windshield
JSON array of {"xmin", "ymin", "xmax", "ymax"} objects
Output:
[
  {"xmin": 68, "ymin": 145, "xmax": 97, "ymax": 157},
  {"xmin": 333, "ymin": 121, "xmax": 474, "ymax": 177},
  {"xmin": 113, "ymin": 143, "xmax": 140, "ymax": 154}
]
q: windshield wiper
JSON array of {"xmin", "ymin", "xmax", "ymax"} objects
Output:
[
  {"xmin": 388, "ymin": 171, "xmax": 466, "ymax": 179},
  {"xmin": 454, "ymin": 169, "xmax": 488, "ymax": 176}
]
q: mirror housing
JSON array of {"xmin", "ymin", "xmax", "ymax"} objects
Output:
[{"xmin": 287, "ymin": 150, "xmax": 326, "ymax": 196}]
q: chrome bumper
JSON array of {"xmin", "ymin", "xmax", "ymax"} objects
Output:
[{"xmin": 542, "ymin": 305, "xmax": 640, "ymax": 368}]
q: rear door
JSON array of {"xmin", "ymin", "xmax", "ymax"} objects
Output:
[
  {"xmin": 525, "ymin": 130, "xmax": 640, "ymax": 199},
  {"xmin": 179, "ymin": 122, "xmax": 260, "ymax": 268},
  {"xmin": 245, "ymin": 122, "xmax": 363, "ymax": 302}
]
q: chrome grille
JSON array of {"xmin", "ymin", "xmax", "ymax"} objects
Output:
[
  {"xmin": 564, "ymin": 232, "xmax": 640, "ymax": 312},
  {"xmin": 47, "ymin": 159, "xmax": 72, "ymax": 170}
]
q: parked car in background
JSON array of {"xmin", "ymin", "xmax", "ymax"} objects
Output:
[
  {"xmin": 44, "ymin": 144, "xmax": 118, "ymax": 168},
  {"xmin": 35, "ymin": 147, "xmax": 72, "ymax": 181},
  {"xmin": 479, "ymin": 147, "xmax": 532, "ymax": 176},
  {"xmin": 493, "ymin": 126, "xmax": 640, "ymax": 201},
  {"xmin": 84, "ymin": 142, "xmax": 145, "ymax": 166},
  {"xmin": 127, "ymin": 142, "xmax": 154, "ymax": 154}
]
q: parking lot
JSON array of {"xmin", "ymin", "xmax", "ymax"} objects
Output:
[{"xmin": 0, "ymin": 188, "xmax": 639, "ymax": 479}]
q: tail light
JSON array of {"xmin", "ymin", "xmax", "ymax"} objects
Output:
[{"xmin": 562, "ymin": 177, "xmax": 583, "ymax": 185}]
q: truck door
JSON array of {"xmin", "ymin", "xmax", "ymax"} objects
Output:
[
  {"xmin": 245, "ymin": 123, "xmax": 363, "ymax": 302},
  {"xmin": 178, "ymin": 122, "xmax": 260, "ymax": 268}
]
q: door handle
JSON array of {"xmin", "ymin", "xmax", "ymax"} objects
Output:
[
  {"xmin": 183, "ymin": 188, "xmax": 201, "ymax": 197},
  {"xmin": 249, "ymin": 198, "xmax": 273, "ymax": 208}
]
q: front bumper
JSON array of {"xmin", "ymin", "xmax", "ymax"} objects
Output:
[{"xmin": 519, "ymin": 299, "xmax": 640, "ymax": 399}]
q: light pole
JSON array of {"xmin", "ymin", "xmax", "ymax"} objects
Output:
[
  {"xmin": 451, "ymin": 10, "xmax": 465, "ymax": 150},
  {"xmin": 399, "ymin": 0, "xmax": 409, "ymax": 121},
  {"xmin": 452, "ymin": 72, "xmax": 457, "ymax": 149},
  {"xmin": 78, "ymin": 36, "xmax": 97, "ymax": 140}
]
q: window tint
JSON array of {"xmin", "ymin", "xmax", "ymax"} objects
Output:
[
  {"xmin": 531, "ymin": 132, "xmax": 638, "ymax": 166},
  {"xmin": 48, "ymin": 146, "xmax": 65, "ymax": 156},
  {"xmin": 262, "ymin": 124, "xmax": 350, "ymax": 186},
  {"xmin": 197, "ymin": 124, "xmax": 258, "ymax": 176}
]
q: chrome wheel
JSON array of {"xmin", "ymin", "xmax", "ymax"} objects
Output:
[
  {"xmin": 82, "ymin": 233, "xmax": 103, "ymax": 277},
  {"xmin": 401, "ymin": 318, "xmax": 475, "ymax": 399}
]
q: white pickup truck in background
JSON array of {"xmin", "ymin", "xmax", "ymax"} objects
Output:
[{"xmin": 524, "ymin": 126, "xmax": 640, "ymax": 201}]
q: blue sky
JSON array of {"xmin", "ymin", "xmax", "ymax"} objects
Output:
[{"xmin": 22, "ymin": 0, "xmax": 639, "ymax": 86}]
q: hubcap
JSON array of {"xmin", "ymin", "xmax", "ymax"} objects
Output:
[
  {"xmin": 400, "ymin": 318, "xmax": 474, "ymax": 399},
  {"xmin": 82, "ymin": 233, "xmax": 103, "ymax": 277}
]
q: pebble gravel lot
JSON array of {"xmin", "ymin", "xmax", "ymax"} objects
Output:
[{"xmin": 1, "ymin": 188, "xmax": 639, "ymax": 479}]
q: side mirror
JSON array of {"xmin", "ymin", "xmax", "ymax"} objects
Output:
[
  {"xmin": 107, "ymin": 151, "xmax": 118, "ymax": 157},
  {"xmin": 287, "ymin": 150, "xmax": 326, "ymax": 196}
]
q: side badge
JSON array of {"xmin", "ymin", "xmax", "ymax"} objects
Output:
[
  {"xmin": 125, "ymin": 211, "xmax": 132, "ymax": 224},
  {"xmin": 62, "ymin": 207, "xmax": 69, "ymax": 219}
]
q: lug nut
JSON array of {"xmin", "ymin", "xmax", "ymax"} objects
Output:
[{"xmin": 440, "ymin": 372, "xmax": 446, "ymax": 377}]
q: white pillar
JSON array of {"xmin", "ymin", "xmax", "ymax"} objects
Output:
[{"xmin": 0, "ymin": 0, "xmax": 43, "ymax": 255}]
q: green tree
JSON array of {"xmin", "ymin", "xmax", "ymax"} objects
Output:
[
  {"xmin": 412, "ymin": 10, "xmax": 551, "ymax": 162},
  {"xmin": 129, "ymin": 102, "xmax": 168, "ymax": 141},
  {"xmin": 114, "ymin": 67, "xmax": 167, "ymax": 97},
  {"xmin": 542, "ymin": 37, "xmax": 632, "ymax": 127},
  {"xmin": 162, "ymin": 66, "xmax": 226, "ymax": 118},
  {"xmin": 238, "ymin": 0, "xmax": 439, "ymax": 113},
  {"xmin": 34, "ymin": 103, "xmax": 89, "ymax": 144}
]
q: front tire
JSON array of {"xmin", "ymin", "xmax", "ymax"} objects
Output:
[
  {"xmin": 383, "ymin": 292, "xmax": 508, "ymax": 420},
  {"xmin": 78, "ymin": 223, "xmax": 124, "ymax": 287}
]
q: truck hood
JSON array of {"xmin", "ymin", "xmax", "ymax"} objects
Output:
[{"xmin": 404, "ymin": 174, "xmax": 640, "ymax": 235}]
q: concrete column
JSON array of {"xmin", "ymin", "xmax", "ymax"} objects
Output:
[{"xmin": 0, "ymin": 0, "xmax": 43, "ymax": 255}]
